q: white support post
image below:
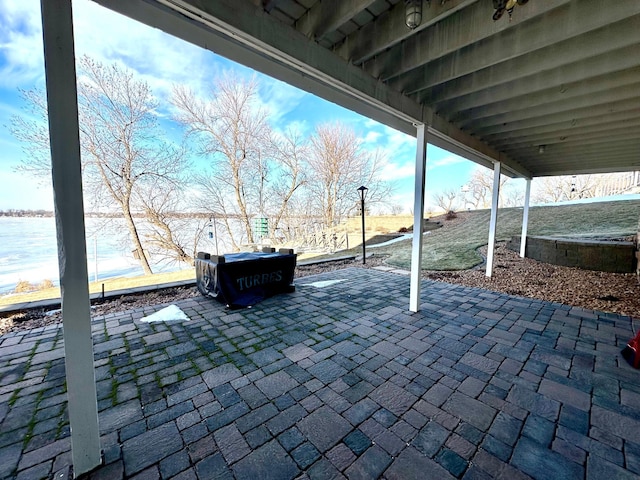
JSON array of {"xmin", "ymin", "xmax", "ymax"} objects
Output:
[
  {"xmin": 485, "ymin": 161, "xmax": 501, "ymax": 277},
  {"xmin": 520, "ymin": 178, "xmax": 531, "ymax": 258},
  {"xmin": 40, "ymin": 0, "xmax": 101, "ymax": 476},
  {"xmin": 409, "ymin": 124, "xmax": 428, "ymax": 312}
]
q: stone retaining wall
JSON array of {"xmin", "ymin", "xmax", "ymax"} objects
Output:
[{"xmin": 507, "ymin": 235, "xmax": 636, "ymax": 273}]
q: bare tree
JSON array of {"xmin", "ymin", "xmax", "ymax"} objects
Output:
[
  {"xmin": 532, "ymin": 175, "xmax": 602, "ymax": 204},
  {"xmin": 464, "ymin": 167, "xmax": 509, "ymax": 209},
  {"xmin": 306, "ymin": 122, "xmax": 391, "ymax": 228},
  {"xmin": 11, "ymin": 56, "xmax": 189, "ymax": 273},
  {"xmin": 501, "ymin": 188, "xmax": 524, "ymax": 208},
  {"xmin": 432, "ymin": 188, "xmax": 460, "ymax": 212},
  {"xmin": 134, "ymin": 174, "xmax": 200, "ymax": 265},
  {"xmin": 389, "ymin": 204, "xmax": 404, "ymax": 215},
  {"xmin": 172, "ymin": 76, "xmax": 273, "ymax": 250},
  {"xmin": 268, "ymin": 127, "xmax": 308, "ymax": 235}
]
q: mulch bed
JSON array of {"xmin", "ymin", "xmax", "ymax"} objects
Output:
[{"xmin": 425, "ymin": 243, "xmax": 640, "ymax": 319}]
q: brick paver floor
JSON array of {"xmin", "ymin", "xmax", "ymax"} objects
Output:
[{"xmin": 2, "ymin": 267, "xmax": 640, "ymax": 479}]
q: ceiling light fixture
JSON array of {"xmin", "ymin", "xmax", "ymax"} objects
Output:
[
  {"xmin": 493, "ymin": 0, "xmax": 529, "ymax": 21},
  {"xmin": 538, "ymin": 145, "xmax": 546, "ymax": 154},
  {"xmin": 405, "ymin": 0, "xmax": 423, "ymax": 29}
]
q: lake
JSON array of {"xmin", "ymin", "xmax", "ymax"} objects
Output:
[{"xmin": 0, "ymin": 216, "xmax": 218, "ymax": 295}]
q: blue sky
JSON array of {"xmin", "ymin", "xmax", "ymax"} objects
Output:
[{"xmin": 0, "ymin": 0, "xmax": 482, "ymax": 213}]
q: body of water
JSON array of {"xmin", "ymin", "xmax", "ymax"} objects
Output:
[{"xmin": 0, "ymin": 217, "xmax": 203, "ymax": 295}]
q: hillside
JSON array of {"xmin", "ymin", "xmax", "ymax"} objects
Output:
[{"xmin": 363, "ymin": 199, "xmax": 640, "ymax": 271}]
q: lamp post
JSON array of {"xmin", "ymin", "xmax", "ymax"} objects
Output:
[{"xmin": 357, "ymin": 185, "xmax": 368, "ymax": 264}]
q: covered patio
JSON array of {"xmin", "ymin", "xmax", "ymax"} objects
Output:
[
  {"xmin": 2, "ymin": 267, "xmax": 639, "ymax": 479},
  {"xmin": 13, "ymin": 0, "xmax": 640, "ymax": 477}
]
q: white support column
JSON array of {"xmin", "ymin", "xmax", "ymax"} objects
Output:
[
  {"xmin": 40, "ymin": 0, "xmax": 101, "ymax": 476},
  {"xmin": 485, "ymin": 161, "xmax": 501, "ymax": 277},
  {"xmin": 409, "ymin": 124, "xmax": 428, "ymax": 312},
  {"xmin": 520, "ymin": 178, "xmax": 531, "ymax": 258}
]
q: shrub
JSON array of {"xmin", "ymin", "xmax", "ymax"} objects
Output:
[
  {"xmin": 14, "ymin": 280, "xmax": 37, "ymax": 293},
  {"xmin": 39, "ymin": 279, "xmax": 55, "ymax": 290},
  {"xmin": 398, "ymin": 227, "xmax": 409, "ymax": 233},
  {"xmin": 445, "ymin": 210, "xmax": 458, "ymax": 220}
]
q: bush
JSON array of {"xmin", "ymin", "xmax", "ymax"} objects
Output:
[
  {"xmin": 14, "ymin": 280, "xmax": 37, "ymax": 293},
  {"xmin": 398, "ymin": 227, "xmax": 409, "ymax": 233},
  {"xmin": 13, "ymin": 279, "xmax": 55, "ymax": 293},
  {"xmin": 445, "ymin": 210, "xmax": 458, "ymax": 220},
  {"xmin": 39, "ymin": 279, "xmax": 55, "ymax": 290}
]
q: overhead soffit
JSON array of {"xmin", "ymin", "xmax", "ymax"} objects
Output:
[{"xmin": 95, "ymin": 0, "xmax": 640, "ymax": 178}]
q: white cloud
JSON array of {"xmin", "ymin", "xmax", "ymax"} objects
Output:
[
  {"xmin": 0, "ymin": 0, "xmax": 45, "ymax": 88},
  {"xmin": 379, "ymin": 161, "xmax": 415, "ymax": 181},
  {"xmin": 75, "ymin": 1, "xmax": 310, "ymax": 127},
  {"xmin": 71, "ymin": 1, "xmax": 220, "ymax": 103},
  {"xmin": 0, "ymin": 0, "xmax": 221, "ymax": 97},
  {"xmin": 427, "ymin": 153, "xmax": 466, "ymax": 170},
  {"xmin": 362, "ymin": 131, "xmax": 381, "ymax": 144},
  {"xmin": 258, "ymin": 77, "xmax": 307, "ymax": 126},
  {"xmin": 363, "ymin": 118, "xmax": 380, "ymax": 129}
]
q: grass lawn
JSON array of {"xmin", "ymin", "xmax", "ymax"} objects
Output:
[
  {"xmin": 311, "ymin": 199, "xmax": 640, "ymax": 271},
  {"xmin": 2, "ymin": 198, "xmax": 639, "ymax": 306},
  {"xmin": 0, "ymin": 269, "xmax": 195, "ymax": 306}
]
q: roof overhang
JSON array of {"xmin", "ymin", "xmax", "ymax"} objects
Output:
[{"xmin": 92, "ymin": 0, "xmax": 640, "ymax": 179}]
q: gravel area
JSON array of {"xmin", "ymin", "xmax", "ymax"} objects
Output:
[{"xmin": 1, "ymin": 248, "xmax": 638, "ymax": 336}]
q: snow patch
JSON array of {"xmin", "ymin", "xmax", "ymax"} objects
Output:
[
  {"xmin": 140, "ymin": 304, "xmax": 190, "ymax": 323},
  {"xmin": 301, "ymin": 279, "xmax": 347, "ymax": 288}
]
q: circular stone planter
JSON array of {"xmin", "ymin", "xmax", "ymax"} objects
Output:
[{"xmin": 507, "ymin": 235, "xmax": 636, "ymax": 273}]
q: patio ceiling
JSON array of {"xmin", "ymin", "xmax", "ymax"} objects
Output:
[{"xmin": 95, "ymin": 0, "xmax": 640, "ymax": 179}]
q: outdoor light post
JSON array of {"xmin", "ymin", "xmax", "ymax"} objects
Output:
[{"xmin": 357, "ymin": 185, "xmax": 368, "ymax": 264}]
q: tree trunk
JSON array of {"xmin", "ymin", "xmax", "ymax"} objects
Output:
[
  {"xmin": 122, "ymin": 203, "xmax": 153, "ymax": 274},
  {"xmin": 234, "ymin": 176, "xmax": 254, "ymax": 244}
]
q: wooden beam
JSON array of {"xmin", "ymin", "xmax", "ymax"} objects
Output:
[
  {"xmin": 427, "ymin": 45, "xmax": 640, "ymax": 112},
  {"xmin": 452, "ymin": 72, "xmax": 640, "ymax": 125},
  {"xmin": 461, "ymin": 84, "xmax": 640, "ymax": 130},
  {"xmin": 373, "ymin": 0, "xmax": 571, "ymax": 82},
  {"xmin": 336, "ymin": 0, "xmax": 479, "ymax": 65},
  {"xmin": 491, "ymin": 121, "xmax": 640, "ymax": 149},
  {"xmin": 410, "ymin": 14, "xmax": 640, "ymax": 101},
  {"xmin": 483, "ymin": 110, "xmax": 640, "ymax": 143},
  {"xmin": 296, "ymin": 0, "xmax": 377, "ymax": 41},
  {"xmin": 475, "ymin": 97, "xmax": 640, "ymax": 136},
  {"xmin": 388, "ymin": 1, "xmax": 639, "ymax": 90}
]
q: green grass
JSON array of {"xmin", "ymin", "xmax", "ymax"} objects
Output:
[{"xmin": 313, "ymin": 199, "xmax": 640, "ymax": 271}]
